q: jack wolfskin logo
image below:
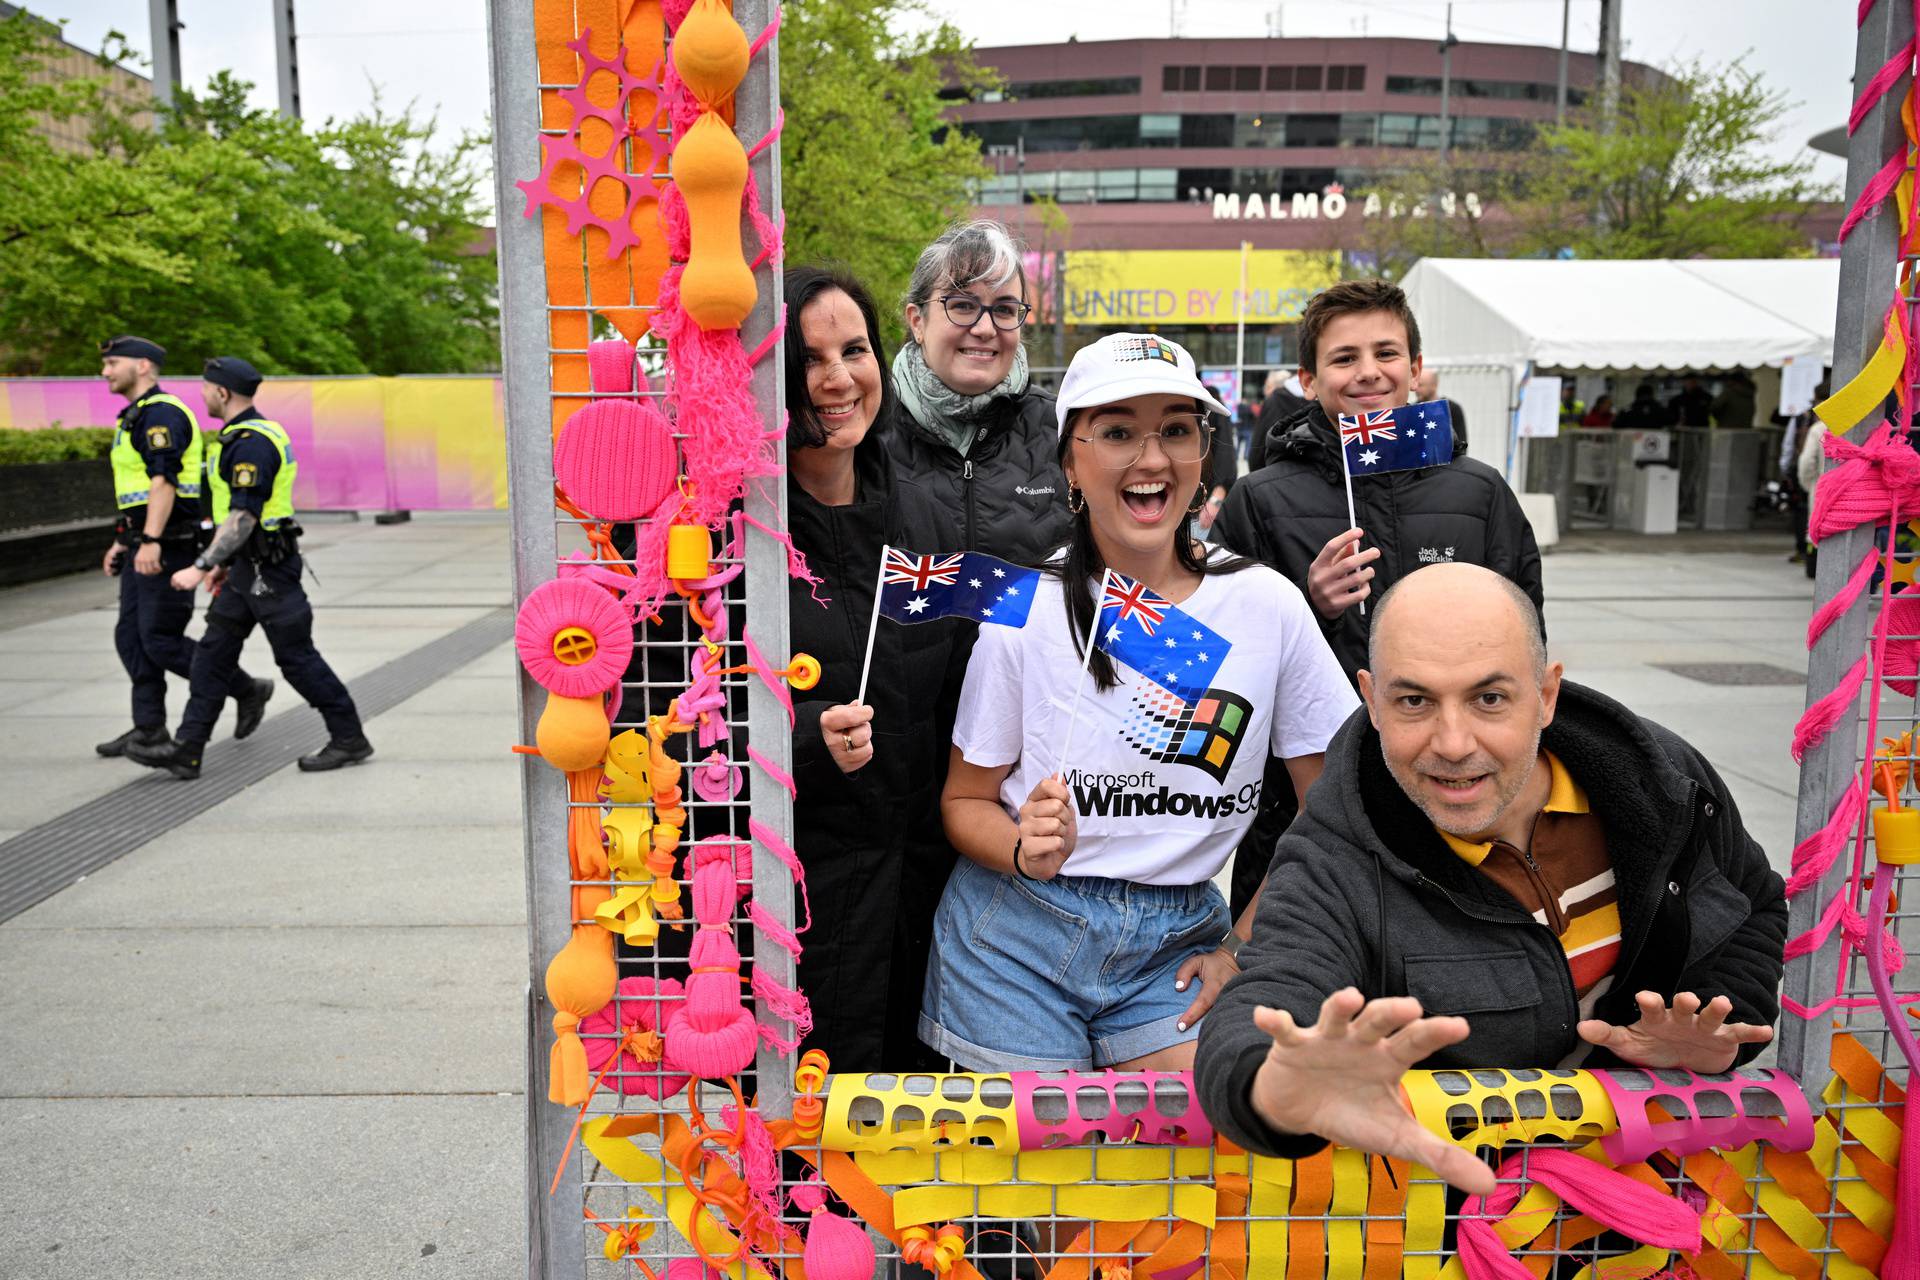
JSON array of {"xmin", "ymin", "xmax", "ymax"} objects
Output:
[{"xmin": 1417, "ymin": 546, "xmax": 1456, "ymax": 564}]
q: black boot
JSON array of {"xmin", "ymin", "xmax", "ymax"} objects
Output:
[
  {"xmin": 126, "ymin": 738, "xmax": 204, "ymax": 781},
  {"xmin": 233, "ymin": 677, "xmax": 275, "ymax": 740},
  {"xmin": 97, "ymin": 725, "xmax": 170, "ymax": 758},
  {"xmin": 298, "ymin": 735, "xmax": 374, "ymax": 772}
]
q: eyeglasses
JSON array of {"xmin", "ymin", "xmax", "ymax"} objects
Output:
[
  {"xmin": 1072, "ymin": 413, "xmax": 1213, "ymax": 469},
  {"xmin": 938, "ymin": 294, "xmax": 1031, "ymax": 331}
]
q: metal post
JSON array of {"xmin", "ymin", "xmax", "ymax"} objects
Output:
[
  {"xmin": 1234, "ymin": 239, "xmax": 1250, "ymax": 427},
  {"xmin": 1052, "ymin": 248, "xmax": 1067, "ymax": 370},
  {"xmin": 485, "ymin": 0, "xmax": 580, "ymax": 1274},
  {"xmin": 1597, "ymin": 0, "xmax": 1621, "ymax": 128},
  {"xmin": 732, "ymin": 0, "xmax": 796, "ymax": 1127},
  {"xmin": 1436, "ymin": 4, "xmax": 1457, "ymax": 161},
  {"xmin": 1777, "ymin": 0, "xmax": 1914, "ymax": 1093},
  {"xmin": 147, "ymin": 0, "xmax": 180, "ymax": 119},
  {"xmin": 271, "ymin": 0, "xmax": 302, "ymax": 121},
  {"xmin": 1555, "ymin": 0, "xmax": 1570, "ymax": 125}
]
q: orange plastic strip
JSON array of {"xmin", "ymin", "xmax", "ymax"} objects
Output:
[
  {"xmin": 1288, "ymin": 1150, "xmax": 1334, "ymax": 1280},
  {"xmin": 1361, "ymin": 1155, "xmax": 1409, "ymax": 1280}
]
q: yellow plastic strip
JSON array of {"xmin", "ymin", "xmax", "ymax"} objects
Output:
[
  {"xmin": 580, "ymin": 1117, "xmax": 772, "ymax": 1280},
  {"xmin": 1824, "ymin": 1081, "xmax": 1904, "ymax": 1164},
  {"xmin": 1817, "ymin": 325, "xmax": 1906, "ymax": 433},
  {"xmin": 1326, "ymin": 1148, "xmax": 1370, "ymax": 1280},
  {"xmin": 1247, "ymin": 1159, "xmax": 1292, "ymax": 1280},
  {"xmin": 852, "ymin": 1150, "xmax": 934, "ymax": 1185},
  {"xmin": 893, "ymin": 1184, "xmax": 975, "ymax": 1226},
  {"xmin": 1402, "ymin": 1167, "xmax": 1447, "ymax": 1280}
]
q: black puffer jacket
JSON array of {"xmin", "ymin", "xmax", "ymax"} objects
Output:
[
  {"xmin": 1217, "ymin": 401, "xmax": 1543, "ymax": 679},
  {"xmin": 1196, "ymin": 681, "xmax": 1788, "ymax": 1158},
  {"xmin": 884, "ymin": 385, "xmax": 1071, "ymax": 568},
  {"xmin": 788, "ymin": 416, "xmax": 962, "ymax": 1072}
]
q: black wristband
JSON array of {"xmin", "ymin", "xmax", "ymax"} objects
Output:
[
  {"xmin": 137, "ymin": 534, "xmax": 160, "ymax": 546},
  {"xmin": 1012, "ymin": 836, "xmax": 1039, "ymax": 882}
]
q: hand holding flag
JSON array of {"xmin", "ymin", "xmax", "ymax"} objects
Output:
[
  {"xmin": 1328, "ymin": 399, "xmax": 1454, "ymax": 617},
  {"xmin": 856, "ymin": 545, "xmax": 1042, "ymax": 705}
]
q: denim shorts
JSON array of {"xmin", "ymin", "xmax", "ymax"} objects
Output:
[{"xmin": 919, "ymin": 857, "xmax": 1231, "ymax": 1071}]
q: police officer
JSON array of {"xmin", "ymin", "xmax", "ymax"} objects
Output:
[
  {"xmin": 96, "ymin": 336, "xmax": 271, "ymax": 759},
  {"xmin": 128, "ymin": 357, "xmax": 373, "ymax": 780}
]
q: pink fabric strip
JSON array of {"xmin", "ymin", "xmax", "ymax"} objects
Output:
[
  {"xmin": 1806, "ymin": 545, "xmax": 1881, "ymax": 646},
  {"xmin": 746, "ymin": 745, "xmax": 797, "ymax": 797},
  {"xmin": 1839, "ymin": 147, "xmax": 1910, "ymax": 243},
  {"xmin": 1850, "ymin": 39, "xmax": 1917, "ymax": 136}
]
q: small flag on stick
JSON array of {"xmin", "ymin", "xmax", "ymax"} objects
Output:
[{"xmin": 855, "ymin": 546, "xmax": 1040, "ymax": 704}]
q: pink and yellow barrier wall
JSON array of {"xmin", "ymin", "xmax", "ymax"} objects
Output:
[{"xmin": 1, "ymin": 376, "xmax": 509, "ymax": 512}]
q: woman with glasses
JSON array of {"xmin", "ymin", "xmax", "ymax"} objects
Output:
[
  {"xmin": 886, "ymin": 219, "xmax": 1070, "ymax": 568},
  {"xmin": 920, "ymin": 333, "xmax": 1356, "ymax": 1076},
  {"xmin": 780, "ymin": 264, "xmax": 962, "ymax": 1072}
]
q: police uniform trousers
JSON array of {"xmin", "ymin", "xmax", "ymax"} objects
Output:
[
  {"xmin": 178, "ymin": 552, "xmax": 361, "ymax": 747},
  {"xmin": 117, "ymin": 538, "xmax": 256, "ymax": 729}
]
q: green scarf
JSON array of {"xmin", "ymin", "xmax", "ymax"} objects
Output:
[{"xmin": 891, "ymin": 340, "xmax": 1031, "ymax": 459}]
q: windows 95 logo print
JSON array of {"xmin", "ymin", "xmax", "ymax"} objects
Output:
[
  {"xmin": 1119, "ymin": 680, "xmax": 1254, "ymax": 783},
  {"xmin": 1115, "ymin": 335, "xmax": 1179, "ymax": 366}
]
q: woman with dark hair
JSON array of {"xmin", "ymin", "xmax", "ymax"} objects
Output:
[
  {"xmin": 921, "ymin": 332, "xmax": 1357, "ymax": 1074},
  {"xmin": 782, "ymin": 264, "xmax": 960, "ymax": 1071},
  {"xmin": 886, "ymin": 218, "xmax": 1071, "ymax": 567}
]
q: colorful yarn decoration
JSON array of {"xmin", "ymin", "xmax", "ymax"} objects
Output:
[
  {"xmin": 664, "ymin": 837, "xmax": 758, "ymax": 1079},
  {"xmin": 792, "ymin": 1183, "xmax": 875, "ymax": 1280},
  {"xmin": 535, "ymin": 691, "xmax": 612, "ymax": 771},
  {"xmin": 553, "ymin": 399, "xmax": 679, "ymax": 522},
  {"xmin": 690, "ymin": 749, "xmax": 742, "ymax": 801},
  {"xmin": 1454, "ymin": 1148, "xmax": 1700, "ymax": 1280},
  {"xmin": 579, "ymin": 975, "xmax": 689, "ymax": 1099},
  {"xmin": 515, "ymin": 577, "xmax": 633, "ymax": 696},
  {"xmin": 545, "ymin": 890, "xmax": 618, "ymax": 1106},
  {"xmin": 515, "ymin": 30, "xmax": 666, "ymax": 260}
]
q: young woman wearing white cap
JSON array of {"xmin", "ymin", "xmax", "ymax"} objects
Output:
[{"xmin": 920, "ymin": 332, "xmax": 1357, "ymax": 1074}]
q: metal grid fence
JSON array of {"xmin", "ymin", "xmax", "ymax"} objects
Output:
[{"xmin": 489, "ymin": 1, "xmax": 1912, "ymax": 1277}]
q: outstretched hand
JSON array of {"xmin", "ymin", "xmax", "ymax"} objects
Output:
[
  {"xmin": 1250, "ymin": 988, "xmax": 1495, "ymax": 1195},
  {"xmin": 1576, "ymin": 990, "xmax": 1773, "ymax": 1073}
]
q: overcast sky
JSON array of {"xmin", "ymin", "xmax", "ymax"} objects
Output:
[{"xmin": 27, "ymin": 0, "xmax": 1854, "ymax": 193}]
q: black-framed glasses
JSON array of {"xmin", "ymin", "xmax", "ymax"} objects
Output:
[
  {"xmin": 938, "ymin": 294, "xmax": 1031, "ymax": 331},
  {"xmin": 1072, "ymin": 413, "xmax": 1213, "ymax": 469}
]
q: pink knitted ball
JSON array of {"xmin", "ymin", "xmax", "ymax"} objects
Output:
[
  {"xmin": 514, "ymin": 578, "xmax": 633, "ymax": 696},
  {"xmin": 553, "ymin": 398, "xmax": 678, "ymax": 521},
  {"xmin": 578, "ymin": 976, "xmax": 689, "ymax": 1098}
]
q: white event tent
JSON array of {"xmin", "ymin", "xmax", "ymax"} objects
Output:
[{"xmin": 1399, "ymin": 258, "xmax": 1838, "ymax": 484}]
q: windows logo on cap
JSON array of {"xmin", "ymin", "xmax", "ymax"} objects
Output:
[
  {"xmin": 1114, "ymin": 335, "xmax": 1180, "ymax": 366},
  {"xmin": 1055, "ymin": 331, "xmax": 1229, "ymax": 435}
]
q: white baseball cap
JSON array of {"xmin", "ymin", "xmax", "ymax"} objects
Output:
[{"xmin": 1054, "ymin": 332, "xmax": 1230, "ymax": 436}]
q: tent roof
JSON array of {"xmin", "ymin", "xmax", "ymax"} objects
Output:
[{"xmin": 1401, "ymin": 258, "xmax": 1836, "ymax": 371}]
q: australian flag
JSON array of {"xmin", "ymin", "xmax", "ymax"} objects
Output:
[
  {"xmin": 1093, "ymin": 571, "xmax": 1232, "ymax": 702},
  {"xmin": 876, "ymin": 546, "xmax": 1039, "ymax": 627},
  {"xmin": 1337, "ymin": 400, "xmax": 1455, "ymax": 476}
]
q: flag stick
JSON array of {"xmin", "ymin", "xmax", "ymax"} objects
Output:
[
  {"xmin": 1054, "ymin": 568, "xmax": 1111, "ymax": 777},
  {"xmin": 854, "ymin": 543, "xmax": 890, "ymax": 706},
  {"xmin": 1338, "ymin": 436, "xmax": 1367, "ymax": 617}
]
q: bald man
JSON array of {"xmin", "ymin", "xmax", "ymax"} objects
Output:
[{"xmin": 1194, "ymin": 563, "xmax": 1786, "ymax": 1192}]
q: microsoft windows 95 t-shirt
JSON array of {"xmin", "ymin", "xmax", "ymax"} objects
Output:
[{"xmin": 953, "ymin": 557, "xmax": 1356, "ymax": 885}]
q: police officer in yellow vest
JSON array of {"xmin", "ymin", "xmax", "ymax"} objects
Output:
[
  {"xmin": 128, "ymin": 357, "xmax": 371, "ymax": 780},
  {"xmin": 96, "ymin": 335, "xmax": 271, "ymax": 760}
]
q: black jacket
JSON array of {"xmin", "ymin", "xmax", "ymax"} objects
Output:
[
  {"xmin": 1195, "ymin": 681, "xmax": 1789, "ymax": 1158},
  {"xmin": 1217, "ymin": 402, "xmax": 1544, "ymax": 680},
  {"xmin": 884, "ymin": 385, "xmax": 1071, "ymax": 569},
  {"xmin": 788, "ymin": 417, "xmax": 962, "ymax": 1071},
  {"xmin": 1251, "ymin": 385, "xmax": 1310, "ymax": 471}
]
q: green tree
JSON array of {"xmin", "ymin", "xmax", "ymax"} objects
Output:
[
  {"xmin": 779, "ymin": 0, "xmax": 996, "ymax": 346},
  {"xmin": 0, "ymin": 12, "xmax": 497, "ymax": 376},
  {"xmin": 1517, "ymin": 58, "xmax": 1827, "ymax": 259}
]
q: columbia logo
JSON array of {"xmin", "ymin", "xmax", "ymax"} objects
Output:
[
  {"xmin": 1114, "ymin": 336, "xmax": 1179, "ymax": 366},
  {"xmin": 1015, "ymin": 484, "xmax": 1057, "ymax": 497}
]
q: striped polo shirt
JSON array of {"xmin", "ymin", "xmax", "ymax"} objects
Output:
[{"xmin": 1436, "ymin": 752, "xmax": 1621, "ymax": 1057}]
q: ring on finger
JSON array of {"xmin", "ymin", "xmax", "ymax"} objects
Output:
[{"xmin": 842, "ymin": 733, "xmax": 855, "ymax": 752}]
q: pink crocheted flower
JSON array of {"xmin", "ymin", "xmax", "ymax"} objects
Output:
[
  {"xmin": 514, "ymin": 577, "xmax": 634, "ymax": 697},
  {"xmin": 578, "ymin": 976, "xmax": 689, "ymax": 1098}
]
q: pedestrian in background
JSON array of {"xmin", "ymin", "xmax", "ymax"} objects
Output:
[
  {"xmin": 95, "ymin": 335, "xmax": 268, "ymax": 761},
  {"xmin": 129, "ymin": 357, "xmax": 369, "ymax": 779},
  {"xmin": 1712, "ymin": 371, "xmax": 1757, "ymax": 428},
  {"xmin": 884, "ymin": 219, "xmax": 1068, "ymax": 567},
  {"xmin": 1411, "ymin": 366, "xmax": 1468, "ymax": 455}
]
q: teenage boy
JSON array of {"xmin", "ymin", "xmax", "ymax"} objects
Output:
[{"xmin": 1214, "ymin": 279, "xmax": 1543, "ymax": 917}]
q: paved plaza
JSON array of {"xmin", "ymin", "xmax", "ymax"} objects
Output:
[{"xmin": 0, "ymin": 514, "xmax": 1815, "ymax": 1278}]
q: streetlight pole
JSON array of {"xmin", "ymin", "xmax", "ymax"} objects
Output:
[
  {"xmin": 147, "ymin": 0, "xmax": 180, "ymax": 122},
  {"xmin": 1437, "ymin": 3, "xmax": 1459, "ymax": 160},
  {"xmin": 272, "ymin": 0, "xmax": 302, "ymax": 120},
  {"xmin": 1555, "ymin": 0, "xmax": 1570, "ymax": 125}
]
